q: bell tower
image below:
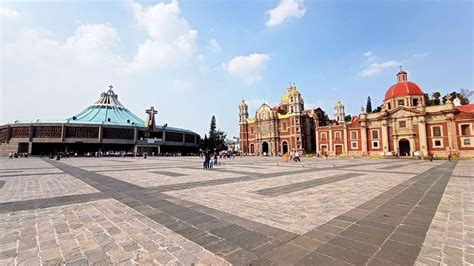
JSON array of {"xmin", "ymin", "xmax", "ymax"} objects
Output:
[
  {"xmin": 288, "ymin": 83, "xmax": 304, "ymax": 115},
  {"xmin": 334, "ymin": 99, "xmax": 345, "ymax": 123},
  {"xmin": 239, "ymin": 99, "xmax": 249, "ymax": 123}
]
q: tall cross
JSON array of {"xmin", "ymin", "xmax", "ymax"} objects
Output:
[{"xmin": 145, "ymin": 106, "xmax": 158, "ymax": 128}]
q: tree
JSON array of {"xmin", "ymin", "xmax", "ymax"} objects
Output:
[
  {"xmin": 432, "ymin": 91, "xmax": 441, "ymax": 105},
  {"xmin": 366, "ymin": 96, "xmax": 373, "ymax": 113},
  {"xmin": 460, "ymin": 88, "xmax": 473, "ymax": 104},
  {"xmin": 344, "ymin": 114, "xmax": 352, "ymax": 122},
  {"xmin": 373, "ymin": 105, "xmax": 382, "ymax": 113},
  {"xmin": 205, "ymin": 115, "xmax": 227, "ymax": 152},
  {"xmin": 424, "ymin": 93, "xmax": 433, "ymax": 106}
]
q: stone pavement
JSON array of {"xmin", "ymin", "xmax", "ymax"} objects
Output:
[{"xmin": 0, "ymin": 156, "xmax": 471, "ymax": 265}]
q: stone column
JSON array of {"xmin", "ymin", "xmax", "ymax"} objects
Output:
[
  {"xmin": 361, "ymin": 123, "xmax": 368, "ymax": 155},
  {"xmin": 98, "ymin": 126, "xmax": 103, "ymax": 143},
  {"xmin": 61, "ymin": 125, "xmax": 66, "ymax": 141},
  {"xmin": 447, "ymin": 114, "xmax": 458, "ymax": 150},
  {"xmin": 133, "ymin": 128, "xmax": 138, "ymax": 143},
  {"xmin": 343, "ymin": 125, "xmax": 348, "ymax": 154},
  {"xmin": 381, "ymin": 120, "xmax": 389, "ymax": 154},
  {"xmin": 329, "ymin": 125, "xmax": 333, "ymax": 153},
  {"xmin": 418, "ymin": 117, "xmax": 428, "ymax": 157}
]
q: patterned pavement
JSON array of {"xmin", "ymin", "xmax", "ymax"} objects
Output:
[{"xmin": 0, "ymin": 156, "xmax": 472, "ymax": 265}]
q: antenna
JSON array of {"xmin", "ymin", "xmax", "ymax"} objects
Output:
[{"xmin": 263, "ymin": 87, "xmax": 266, "ymax": 104}]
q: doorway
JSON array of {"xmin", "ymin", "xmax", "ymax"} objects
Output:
[
  {"xmin": 399, "ymin": 139, "xmax": 410, "ymax": 156},
  {"xmin": 335, "ymin": 145, "xmax": 343, "ymax": 156},
  {"xmin": 250, "ymin": 144, "xmax": 255, "ymax": 154},
  {"xmin": 262, "ymin": 142, "xmax": 269, "ymax": 155},
  {"xmin": 282, "ymin": 141, "xmax": 288, "ymax": 154}
]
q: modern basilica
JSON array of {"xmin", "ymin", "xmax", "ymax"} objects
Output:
[{"xmin": 240, "ymin": 70, "xmax": 474, "ymax": 158}]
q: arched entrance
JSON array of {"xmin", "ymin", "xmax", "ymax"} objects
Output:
[
  {"xmin": 282, "ymin": 141, "xmax": 288, "ymax": 154},
  {"xmin": 262, "ymin": 142, "xmax": 269, "ymax": 155},
  {"xmin": 249, "ymin": 144, "xmax": 255, "ymax": 154},
  {"xmin": 399, "ymin": 139, "xmax": 410, "ymax": 156}
]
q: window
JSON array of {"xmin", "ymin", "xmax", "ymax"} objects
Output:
[
  {"xmin": 351, "ymin": 142, "xmax": 358, "ymax": 149},
  {"xmin": 335, "ymin": 132, "xmax": 341, "ymax": 140},
  {"xmin": 464, "ymin": 139, "xmax": 471, "ymax": 146},
  {"xmin": 413, "ymin": 98, "xmax": 419, "ymax": 106},
  {"xmin": 398, "ymin": 99, "xmax": 405, "ymax": 106},
  {"xmin": 372, "ymin": 130, "xmax": 379, "ymax": 139},
  {"xmin": 434, "ymin": 140, "xmax": 442, "ymax": 147},
  {"xmin": 461, "ymin": 125, "xmax": 470, "ymax": 136},
  {"xmin": 251, "ymin": 127, "xmax": 254, "ymax": 134},
  {"xmin": 296, "ymin": 127, "xmax": 299, "ymax": 132},
  {"xmin": 351, "ymin": 131, "xmax": 357, "ymax": 140},
  {"xmin": 372, "ymin": 141, "xmax": 379, "ymax": 148},
  {"xmin": 399, "ymin": 121, "xmax": 406, "ymax": 128},
  {"xmin": 432, "ymin": 126, "xmax": 442, "ymax": 137},
  {"xmin": 321, "ymin": 132, "xmax": 327, "ymax": 140},
  {"xmin": 282, "ymin": 122, "xmax": 287, "ymax": 131},
  {"xmin": 296, "ymin": 119, "xmax": 299, "ymax": 125},
  {"xmin": 297, "ymin": 137, "xmax": 300, "ymax": 141},
  {"xmin": 291, "ymin": 97, "xmax": 294, "ymax": 102},
  {"xmin": 388, "ymin": 103, "xmax": 391, "ymax": 109}
]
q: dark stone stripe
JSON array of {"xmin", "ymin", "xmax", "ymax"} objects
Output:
[
  {"xmin": 255, "ymin": 173, "xmax": 365, "ymax": 197},
  {"xmin": 0, "ymin": 192, "xmax": 109, "ymax": 213},
  {"xmin": 293, "ymin": 162, "xmax": 455, "ymax": 266},
  {"xmin": 151, "ymin": 171, "xmax": 187, "ymax": 177},
  {"xmin": 0, "ymin": 170, "xmax": 23, "ymax": 174}
]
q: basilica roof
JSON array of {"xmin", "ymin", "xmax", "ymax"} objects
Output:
[
  {"xmin": 384, "ymin": 70, "xmax": 424, "ymax": 101},
  {"xmin": 280, "ymin": 84, "xmax": 300, "ymax": 104},
  {"xmin": 65, "ymin": 87, "xmax": 144, "ymax": 126}
]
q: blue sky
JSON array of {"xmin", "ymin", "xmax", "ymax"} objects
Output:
[{"xmin": 1, "ymin": 0, "xmax": 472, "ymax": 138}]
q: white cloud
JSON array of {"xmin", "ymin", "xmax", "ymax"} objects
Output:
[
  {"xmin": 265, "ymin": 0, "xmax": 306, "ymax": 27},
  {"xmin": 363, "ymin": 51, "xmax": 372, "ymax": 57},
  {"xmin": 0, "ymin": 7, "xmax": 20, "ymax": 22},
  {"xmin": 208, "ymin": 39, "xmax": 221, "ymax": 53},
  {"xmin": 359, "ymin": 61, "xmax": 400, "ymax": 77},
  {"xmin": 130, "ymin": 0, "xmax": 198, "ymax": 70},
  {"xmin": 223, "ymin": 53, "xmax": 271, "ymax": 84}
]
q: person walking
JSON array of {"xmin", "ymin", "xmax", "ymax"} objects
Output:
[{"xmin": 294, "ymin": 151, "xmax": 300, "ymax": 162}]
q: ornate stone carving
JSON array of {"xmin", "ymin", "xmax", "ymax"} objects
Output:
[
  {"xmin": 33, "ymin": 126, "xmax": 62, "ymax": 138},
  {"xmin": 65, "ymin": 126, "xmax": 99, "ymax": 138},
  {"xmin": 11, "ymin": 126, "xmax": 30, "ymax": 138},
  {"xmin": 102, "ymin": 128, "xmax": 134, "ymax": 139}
]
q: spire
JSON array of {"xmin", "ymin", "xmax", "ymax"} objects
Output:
[{"xmin": 397, "ymin": 66, "xmax": 408, "ymax": 83}]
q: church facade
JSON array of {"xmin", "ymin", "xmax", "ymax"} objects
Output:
[
  {"xmin": 239, "ymin": 84, "xmax": 326, "ymax": 155},
  {"xmin": 316, "ymin": 70, "xmax": 474, "ymax": 158},
  {"xmin": 240, "ymin": 70, "xmax": 474, "ymax": 158}
]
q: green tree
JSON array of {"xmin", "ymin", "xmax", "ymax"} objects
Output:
[
  {"xmin": 432, "ymin": 91, "xmax": 441, "ymax": 105},
  {"xmin": 366, "ymin": 96, "xmax": 373, "ymax": 113},
  {"xmin": 206, "ymin": 115, "xmax": 227, "ymax": 151},
  {"xmin": 424, "ymin": 93, "xmax": 433, "ymax": 106},
  {"xmin": 442, "ymin": 89, "xmax": 472, "ymax": 105},
  {"xmin": 344, "ymin": 114, "xmax": 352, "ymax": 122}
]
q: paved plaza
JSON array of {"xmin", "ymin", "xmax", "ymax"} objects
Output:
[{"xmin": 0, "ymin": 156, "xmax": 472, "ymax": 265}]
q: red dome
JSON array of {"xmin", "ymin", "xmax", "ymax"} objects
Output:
[{"xmin": 384, "ymin": 81, "xmax": 423, "ymax": 101}]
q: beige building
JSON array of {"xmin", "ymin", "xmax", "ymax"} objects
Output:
[{"xmin": 317, "ymin": 70, "xmax": 474, "ymax": 158}]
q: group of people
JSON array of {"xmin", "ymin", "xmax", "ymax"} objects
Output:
[
  {"xmin": 8, "ymin": 152, "xmax": 28, "ymax": 159},
  {"xmin": 288, "ymin": 150, "xmax": 301, "ymax": 162},
  {"xmin": 202, "ymin": 151, "xmax": 219, "ymax": 170}
]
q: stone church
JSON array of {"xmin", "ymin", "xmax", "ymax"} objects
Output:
[{"xmin": 239, "ymin": 84, "xmax": 326, "ymax": 155}]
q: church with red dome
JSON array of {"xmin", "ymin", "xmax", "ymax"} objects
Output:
[{"xmin": 316, "ymin": 69, "xmax": 474, "ymax": 158}]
